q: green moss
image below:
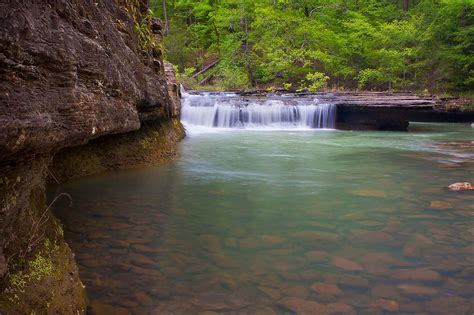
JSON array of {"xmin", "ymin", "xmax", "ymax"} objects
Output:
[
  {"xmin": 129, "ymin": 2, "xmax": 155, "ymax": 50},
  {"xmin": 7, "ymin": 238, "xmax": 56, "ymax": 292}
]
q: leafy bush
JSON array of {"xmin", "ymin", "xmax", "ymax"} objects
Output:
[{"xmin": 301, "ymin": 72, "xmax": 330, "ymax": 92}]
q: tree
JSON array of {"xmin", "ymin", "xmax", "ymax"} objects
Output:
[{"xmin": 155, "ymin": 0, "xmax": 473, "ymax": 93}]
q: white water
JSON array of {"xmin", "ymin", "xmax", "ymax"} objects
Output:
[{"xmin": 181, "ymin": 89, "xmax": 336, "ymax": 130}]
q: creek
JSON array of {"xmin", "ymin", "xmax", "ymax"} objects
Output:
[{"xmin": 51, "ymin": 92, "xmax": 474, "ymax": 314}]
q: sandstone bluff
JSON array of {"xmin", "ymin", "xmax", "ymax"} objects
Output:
[{"xmin": 0, "ymin": 0, "xmax": 183, "ymax": 312}]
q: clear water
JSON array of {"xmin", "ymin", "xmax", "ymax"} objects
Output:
[{"xmin": 51, "ymin": 123, "xmax": 474, "ymax": 314}]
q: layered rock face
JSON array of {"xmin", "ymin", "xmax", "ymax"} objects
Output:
[{"xmin": 0, "ymin": 0, "xmax": 183, "ymax": 312}]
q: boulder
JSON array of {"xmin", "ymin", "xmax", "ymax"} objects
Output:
[{"xmin": 448, "ymin": 182, "xmax": 473, "ymax": 191}]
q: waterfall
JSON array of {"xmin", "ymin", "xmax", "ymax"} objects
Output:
[{"xmin": 180, "ymin": 89, "xmax": 336, "ymax": 129}]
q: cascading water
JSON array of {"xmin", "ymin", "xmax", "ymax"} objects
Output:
[{"xmin": 180, "ymin": 88, "xmax": 336, "ymax": 129}]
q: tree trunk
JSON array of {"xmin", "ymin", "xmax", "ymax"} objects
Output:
[
  {"xmin": 162, "ymin": 0, "xmax": 169, "ymax": 36},
  {"xmin": 403, "ymin": 0, "xmax": 409, "ymax": 11}
]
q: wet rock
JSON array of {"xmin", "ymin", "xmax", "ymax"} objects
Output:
[
  {"xmin": 397, "ymin": 284, "xmax": 439, "ymax": 297},
  {"xmin": 108, "ymin": 239, "xmax": 130, "ymax": 248},
  {"xmin": 430, "ymin": 201, "xmax": 453, "ymax": 210},
  {"xmin": 200, "ymin": 234, "xmax": 221, "ymax": 251},
  {"xmin": 286, "ymin": 285, "xmax": 310, "ymax": 299},
  {"xmin": 80, "ymin": 259, "xmax": 106, "ymax": 268},
  {"xmin": 311, "ymin": 283, "xmax": 343, "ymax": 296},
  {"xmin": 414, "ymin": 233, "xmax": 435, "ymax": 247},
  {"xmin": 224, "ymin": 238, "xmax": 238, "ymax": 248},
  {"xmin": 391, "ymin": 268, "xmax": 441, "ymax": 282},
  {"xmin": 305, "ymin": 250, "xmax": 329, "ymax": 262},
  {"xmin": 399, "ymin": 302, "xmax": 424, "ymax": 313},
  {"xmin": 127, "ymin": 237, "xmax": 152, "ymax": 245},
  {"xmin": 337, "ymin": 275, "xmax": 369, "ymax": 289},
  {"xmin": 134, "ymin": 292, "xmax": 153, "ymax": 306},
  {"xmin": 325, "ymin": 303, "xmax": 356, "ymax": 314},
  {"xmin": 448, "ymin": 182, "xmax": 473, "ymax": 191},
  {"xmin": 130, "ymin": 253, "xmax": 156, "ymax": 267},
  {"xmin": 267, "ymin": 248, "xmax": 295, "ymax": 256},
  {"xmin": 239, "ymin": 237, "xmax": 260, "ymax": 249},
  {"xmin": 87, "ymin": 232, "xmax": 110, "ymax": 240},
  {"xmin": 370, "ymin": 284, "xmax": 402, "ymax": 300},
  {"xmin": 109, "ymin": 248, "xmax": 128, "ymax": 255},
  {"xmin": 402, "ymin": 243, "xmax": 418, "ymax": 257},
  {"xmin": 340, "ymin": 293, "xmax": 371, "ymax": 308},
  {"xmin": 352, "ymin": 230, "xmax": 394, "ymax": 244},
  {"xmin": 425, "ymin": 296, "xmax": 472, "ymax": 314},
  {"xmin": 254, "ymin": 306, "xmax": 278, "ymax": 315},
  {"xmin": 376, "ymin": 299, "xmax": 399, "ymax": 312},
  {"xmin": 313, "ymin": 293, "xmax": 338, "ymax": 304},
  {"xmin": 360, "ymin": 252, "xmax": 407, "ymax": 269},
  {"xmin": 443, "ymin": 278, "xmax": 474, "ymax": 297},
  {"xmin": 381, "ymin": 219, "xmax": 404, "ymax": 234},
  {"xmin": 278, "ymin": 297, "xmax": 326, "ymax": 315},
  {"xmin": 116, "ymin": 262, "xmax": 133, "ymax": 272},
  {"xmin": 191, "ymin": 292, "xmax": 249, "ymax": 311},
  {"xmin": 116, "ymin": 299, "xmax": 139, "ymax": 308},
  {"xmin": 108, "ymin": 222, "xmax": 133, "ymax": 230},
  {"xmin": 349, "ymin": 189, "xmax": 387, "ymax": 197},
  {"xmin": 258, "ymin": 286, "xmax": 281, "ymax": 300},
  {"xmin": 130, "ymin": 266, "xmax": 162, "ymax": 277},
  {"xmin": 261, "ymin": 235, "xmax": 286, "ymax": 247},
  {"xmin": 89, "ymin": 300, "xmax": 129, "ymax": 315},
  {"xmin": 331, "ymin": 256, "xmax": 364, "ymax": 271},
  {"xmin": 212, "ymin": 254, "xmax": 239, "ymax": 269},
  {"xmin": 429, "ymin": 257, "xmax": 463, "ymax": 273},
  {"xmin": 132, "ymin": 244, "xmax": 160, "ymax": 254},
  {"xmin": 292, "ymin": 231, "xmax": 340, "ymax": 242}
]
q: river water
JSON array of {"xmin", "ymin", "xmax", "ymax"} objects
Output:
[{"xmin": 52, "ymin": 94, "xmax": 473, "ymax": 314}]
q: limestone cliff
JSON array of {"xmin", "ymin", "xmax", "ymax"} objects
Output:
[{"xmin": 0, "ymin": 0, "xmax": 183, "ymax": 312}]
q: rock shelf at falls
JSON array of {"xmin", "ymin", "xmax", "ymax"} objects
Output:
[{"xmin": 181, "ymin": 90, "xmax": 474, "ymax": 131}]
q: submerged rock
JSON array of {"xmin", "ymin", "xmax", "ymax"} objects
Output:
[
  {"xmin": 330, "ymin": 256, "xmax": 364, "ymax": 271},
  {"xmin": 397, "ymin": 284, "xmax": 439, "ymax": 297},
  {"xmin": 278, "ymin": 297, "xmax": 326, "ymax": 315},
  {"xmin": 261, "ymin": 235, "xmax": 286, "ymax": 247},
  {"xmin": 134, "ymin": 292, "xmax": 154, "ymax": 306},
  {"xmin": 337, "ymin": 275, "xmax": 369, "ymax": 289},
  {"xmin": 258, "ymin": 286, "xmax": 281, "ymax": 300},
  {"xmin": 191, "ymin": 292, "xmax": 250, "ymax": 311},
  {"xmin": 305, "ymin": 250, "xmax": 329, "ymax": 262},
  {"xmin": 391, "ymin": 268, "xmax": 442, "ymax": 282},
  {"xmin": 325, "ymin": 303, "xmax": 356, "ymax": 315},
  {"xmin": 292, "ymin": 231, "xmax": 340, "ymax": 242},
  {"xmin": 311, "ymin": 283, "xmax": 343, "ymax": 296},
  {"xmin": 376, "ymin": 299, "xmax": 400, "ymax": 312},
  {"xmin": 430, "ymin": 200, "xmax": 453, "ymax": 210},
  {"xmin": 425, "ymin": 296, "xmax": 472, "ymax": 314}
]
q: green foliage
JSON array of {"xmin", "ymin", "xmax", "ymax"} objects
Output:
[
  {"xmin": 357, "ymin": 69, "xmax": 385, "ymax": 89},
  {"xmin": 8, "ymin": 239, "xmax": 57, "ymax": 293},
  {"xmin": 175, "ymin": 66, "xmax": 199, "ymax": 89},
  {"xmin": 131, "ymin": 5, "xmax": 154, "ymax": 50},
  {"xmin": 154, "ymin": 0, "xmax": 474, "ymax": 93},
  {"xmin": 302, "ymin": 72, "xmax": 330, "ymax": 92}
]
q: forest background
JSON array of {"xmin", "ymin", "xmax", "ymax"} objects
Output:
[{"xmin": 150, "ymin": 0, "xmax": 473, "ymax": 94}]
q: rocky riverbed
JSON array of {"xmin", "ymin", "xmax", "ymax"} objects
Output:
[{"xmin": 52, "ymin": 123, "xmax": 474, "ymax": 314}]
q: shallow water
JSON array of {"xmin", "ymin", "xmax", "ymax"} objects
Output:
[{"xmin": 51, "ymin": 123, "xmax": 474, "ymax": 314}]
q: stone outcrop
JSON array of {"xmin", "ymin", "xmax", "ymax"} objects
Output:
[{"xmin": 0, "ymin": 0, "xmax": 183, "ymax": 312}]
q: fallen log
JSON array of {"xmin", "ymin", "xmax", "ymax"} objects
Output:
[{"xmin": 192, "ymin": 59, "xmax": 219, "ymax": 79}]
